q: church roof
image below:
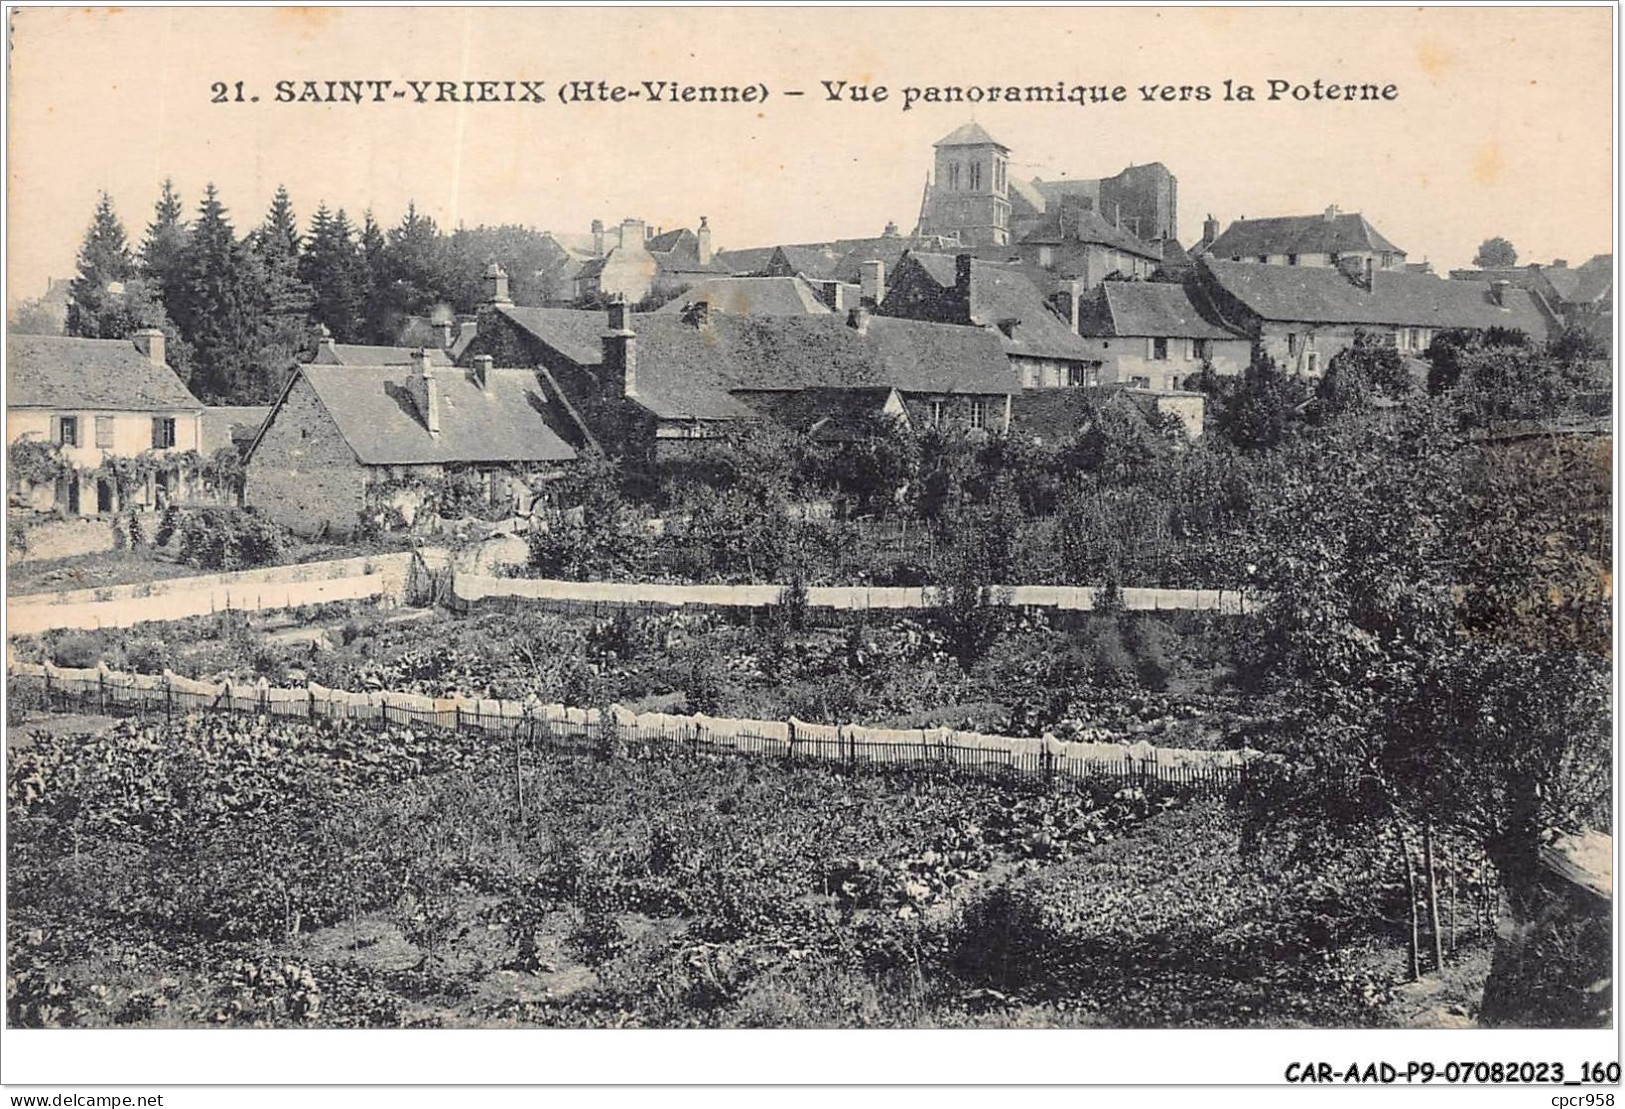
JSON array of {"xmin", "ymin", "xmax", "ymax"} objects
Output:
[{"xmin": 934, "ymin": 121, "xmax": 1008, "ymax": 150}]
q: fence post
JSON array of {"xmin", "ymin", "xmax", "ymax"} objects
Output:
[
  {"xmin": 786, "ymin": 718, "xmax": 797, "ymax": 764},
  {"xmin": 43, "ymin": 666, "xmax": 52, "ymax": 712},
  {"xmin": 165, "ymin": 673, "xmax": 173, "ymax": 722},
  {"xmin": 98, "ymin": 667, "xmax": 107, "ymax": 716}
]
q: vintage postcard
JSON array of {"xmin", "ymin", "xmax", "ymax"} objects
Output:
[{"xmin": 3, "ymin": 2, "xmax": 1616, "ymax": 1096}]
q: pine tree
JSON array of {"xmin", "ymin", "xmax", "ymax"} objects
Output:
[
  {"xmin": 358, "ymin": 210, "xmax": 391, "ymax": 342},
  {"xmin": 66, "ymin": 192, "xmax": 136, "ymax": 337},
  {"xmin": 380, "ymin": 201, "xmax": 456, "ymax": 332},
  {"xmin": 173, "ymin": 184, "xmax": 271, "ymax": 401},
  {"xmin": 140, "ymin": 178, "xmax": 189, "ymax": 314},
  {"xmin": 300, "ymin": 203, "xmax": 363, "ymax": 340},
  {"xmin": 254, "ymin": 184, "xmax": 314, "ymax": 319}
]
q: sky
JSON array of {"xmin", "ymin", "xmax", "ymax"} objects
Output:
[{"xmin": 6, "ymin": 6, "xmax": 1614, "ymax": 309}]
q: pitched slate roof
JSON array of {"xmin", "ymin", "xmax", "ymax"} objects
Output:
[
  {"xmin": 652, "ymin": 276, "xmax": 834, "ymax": 317},
  {"xmin": 200, "ymin": 406, "xmax": 270, "ymax": 453},
  {"xmin": 1569, "ymin": 254, "xmax": 1613, "ymax": 304},
  {"xmin": 312, "ymin": 342, "xmax": 454, "ymax": 367},
  {"xmin": 1155, "ymin": 239, "xmax": 1195, "ymax": 268},
  {"xmin": 893, "ymin": 253, "xmax": 1097, "ymax": 362},
  {"xmin": 288, "ymin": 363, "xmax": 576, "ymax": 466},
  {"xmin": 646, "ymin": 228, "xmax": 692, "ymax": 254},
  {"xmin": 1007, "ymin": 177, "xmax": 1049, "ymax": 217},
  {"xmin": 713, "ymin": 246, "xmax": 780, "ymax": 275},
  {"xmin": 1082, "ymin": 282, "xmax": 1242, "ymax": 340},
  {"xmin": 775, "ymin": 245, "xmax": 847, "ymax": 281},
  {"xmin": 1201, "ymin": 259, "xmax": 1554, "ymax": 337},
  {"xmin": 7, "ymin": 334, "xmax": 203, "ymax": 411},
  {"xmin": 492, "ymin": 306, "xmax": 1018, "ymax": 421},
  {"xmin": 494, "ymin": 305, "xmax": 611, "ymax": 365},
  {"xmin": 1206, "ymin": 212, "xmax": 1404, "ymax": 259},
  {"xmin": 935, "ymin": 121, "xmax": 1007, "ymax": 149},
  {"xmin": 1018, "ymin": 207, "xmax": 1163, "ymax": 259}
]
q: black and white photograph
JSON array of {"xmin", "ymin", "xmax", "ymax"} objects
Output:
[{"xmin": 2, "ymin": 3, "xmax": 1617, "ymax": 1099}]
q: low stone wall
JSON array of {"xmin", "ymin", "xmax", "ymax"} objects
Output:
[
  {"xmin": 6, "ymin": 552, "xmax": 422, "ymax": 635},
  {"xmin": 454, "ymin": 574, "xmax": 1258, "ymax": 614},
  {"xmin": 10, "ymin": 513, "xmax": 163, "ymax": 564}
]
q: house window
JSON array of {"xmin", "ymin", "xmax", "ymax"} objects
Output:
[
  {"xmin": 95, "ymin": 416, "xmax": 114, "ymax": 449},
  {"xmin": 948, "ymin": 163, "xmax": 961, "ymax": 190},
  {"xmin": 57, "ymin": 416, "xmax": 78, "ymax": 447},
  {"xmin": 1257, "ymin": 255, "xmax": 1269, "ymax": 263},
  {"xmin": 1184, "ymin": 338, "xmax": 1196, "ymax": 360},
  {"xmin": 1287, "ymin": 254, "xmax": 1299, "ymax": 266},
  {"xmin": 968, "ymin": 400, "xmax": 988, "ymax": 430},
  {"xmin": 930, "ymin": 400, "xmax": 945, "ymax": 426},
  {"xmin": 970, "ymin": 162, "xmax": 982, "ymax": 190},
  {"xmin": 1151, "ymin": 337, "xmax": 1169, "ymax": 361},
  {"xmin": 1195, "ymin": 339, "xmax": 1213, "ymax": 361},
  {"xmin": 1307, "ymin": 352, "xmax": 1321, "ymax": 374},
  {"xmin": 1038, "ymin": 246, "xmax": 1054, "ymax": 267},
  {"xmin": 1130, "ymin": 375, "xmax": 1151, "ymax": 389},
  {"xmin": 151, "ymin": 417, "xmax": 177, "ymax": 449},
  {"xmin": 1287, "ymin": 333, "xmax": 1300, "ymax": 356}
]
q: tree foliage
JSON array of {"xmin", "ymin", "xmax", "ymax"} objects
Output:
[{"xmin": 1472, "ymin": 237, "xmax": 1518, "ymax": 268}]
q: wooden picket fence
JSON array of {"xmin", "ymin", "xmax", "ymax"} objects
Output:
[{"xmin": 8, "ymin": 662, "xmax": 1250, "ymax": 796}]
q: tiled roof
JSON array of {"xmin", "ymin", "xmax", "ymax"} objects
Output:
[
  {"xmin": 1570, "ymin": 254, "xmax": 1613, "ymax": 303},
  {"xmin": 292, "ymin": 363, "xmax": 576, "ymax": 466},
  {"xmin": 893, "ymin": 253, "xmax": 1097, "ymax": 362},
  {"xmin": 1201, "ymin": 259, "xmax": 1554, "ymax": 337},
  {"xmin": 7, "ymin": 334, "xmax": 203, "ymax": 411},
  {"xmin": 646, "ymin": 228, "xmax": 692, "ymax": 254},
  {"xmin": 495, "ymin": 305, "xmax": 611, "ymax": 366},
  {"xmin": 713, "ymin": 246, "xmax": 780, "ymax": 275},
  {"xmin": 493, "ymin": 306, "xmax": 1017, "ymax": 421},
  {"xmin": 1082, "ymin": 282, "xmax": 1241, "ymax": 340},
  {"xmin": 935, "ymin": 121, "xmax": 1007, "ymax": 149},
  {"xmin": 312, "ymin": 342, "xmax": 453, "ymax": 367},
  {"xmin": 1018, "ymin": 207, "xmax": 1162, "ymax": 260},
  {"xmin": 1007, "ymin": 177, "xmax": 1048, "ymax": 217},
  {"xmin": 1155, "ymin": 239, "xmax": 1195, "ymax": 268},
  {"xmin": 776, "ymin": 245, "xmax": 847, "ymax": 281},
  {"xmin": 200, "ymin": 405, "xmax": 270, "ymax": 453},
  {"xmin": 652, "ymin": 276, "xmax": 834, "ymax": 317},
  {"xmin": 1206, "ymin": 212, "xmax": 1404, "ymax": 259}
]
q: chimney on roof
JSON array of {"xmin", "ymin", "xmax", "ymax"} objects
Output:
[
  {"xmin": 603, "ymin": 298, "xmax": 638, "ymax": 397},
  {"xmin": 955, "ymin": 252, "xmax": 973, "ymax": 300},
  {"xmin": 847, "ymin": 305, "xmax": 871, "ymax": 335},
  {"xmin": 1552, "ymin": 258, "xmax": 1569, "ymax": 269},
  {"xmin": 484, "ymin": 262, "xmax": 512, "ymax": 306},
  {"xmin": 883, "ymin": 220, "xmax": 900, "ymax": 238},
  {"xmin": 861, "ymin": 260, "xmax": 886, "ymax": 308},
  {"xmin": 591, "ymin": 219, "xmax": 605, "ymax": 257},
  {"xmin": 432, "ymin": 319, "xmax": 455, "ymax": 350},
  {"xmin": 1323, "ymin": 205, "xmax": 1341, "ymax": 222},
  {"xmin": 1490, "ymin": 279, "xmax": 1511, "ymax": 307},
  {"xmin": 697, "ymin": 216, "xmax": 713, "ymax": 266},
  {"xmin": 619, "ymin": 218, "xmax": 645, "ymax": 251},
  {"xmin": 130, "ymin": 328, "xmax": 165, "ymax": 367},
  {"xmin": 470, "ymin": 354, "xmax": 494, "ymax": 395},
  {"xmin": 1203, "ymin": 214, "xmax": 1220, "ymax": 245},
  {"xmin": 410, "ymin": 350, "xmax": 441, "ymax": 436}
]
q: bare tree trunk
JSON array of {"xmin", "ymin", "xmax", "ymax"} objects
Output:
[
  {"xmin": 1398, "ymin": 821, "xmax": 1421, "ymax": 982},
  {"xmin": 1448, "ymin": 845, "xmax": 1458, "ymax": 954},
  {"xmin": 1424, "ymin": 821, "xmax": 1445, "ymax": 973}
]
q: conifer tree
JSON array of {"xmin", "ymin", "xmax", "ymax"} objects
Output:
[
  {"xmin": 66, "ymin": 192, "xmax": 136, "ymax": 337},
  {"xmin": 172, "ymin": 184, "xmax": 270, "ymax": 401},
  {"xmin": 140, "ymin": 178, "xmax": 190, "ymax": 315}
]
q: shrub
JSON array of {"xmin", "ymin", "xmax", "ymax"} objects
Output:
[
  {"xmin": 111, "ymin": 515, "xmax": 129, "ymax": 551},
  {"xmin": 125, "ymin": 639, "xmax": 168, "ymax": 675},
  {"xmin": 50, "ymin": 633, "xmax": 105, "ymax": 670},
  {"xmin": 177, "ymin": 507, "xmax": 289, "ymax": 571},
  {"xmin": 126, "ymin": 509, "xmax": 146, "ymax": 549},
  {"xmin": 943, "ymin": 880, "xmax": 1069, "ymax": 996},
  {"xmin": 154, "ymin": 504, "xmax": 180, "ymax": 548}
]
